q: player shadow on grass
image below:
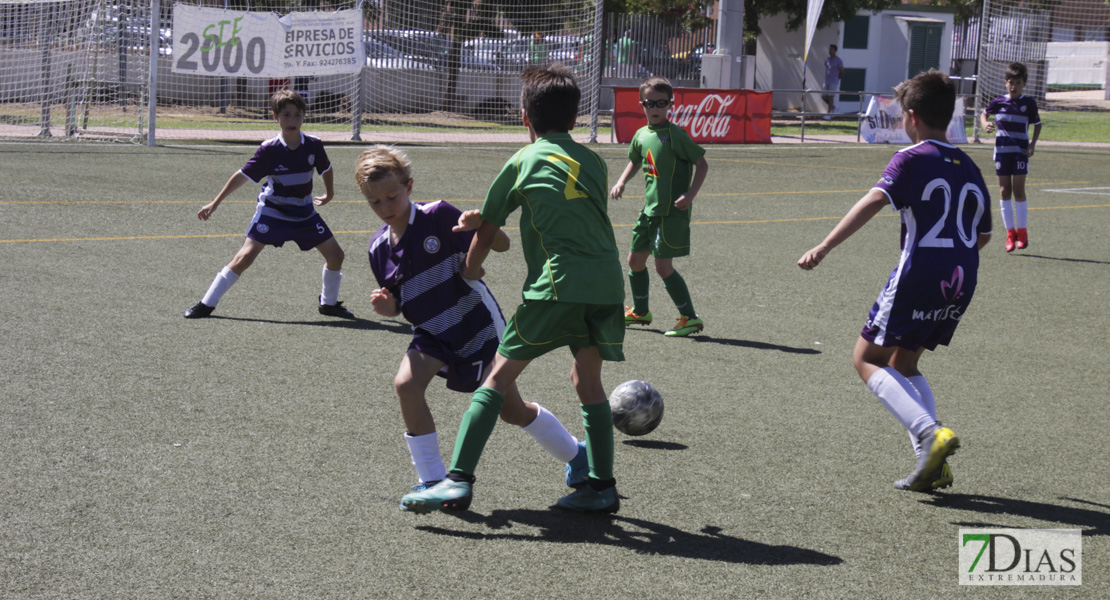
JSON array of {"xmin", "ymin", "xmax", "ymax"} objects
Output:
[
  {"xmin": 207, "ymin": 314, "xmax": 411, "ymax": 333},
  {"xmin": 924, "ymin": 494, "xmax": 1110, "ymax": 536},
  {"xmin": 1014, "ymin": 253, "xmax": 1110, "ymax": 266},
  {"xmin": 416, "ymin": 510, "xmax": 842, "ymax": 566},
  {"xmin": 624, "ymin": 329, "xmax": 820, "ymax": 354}
]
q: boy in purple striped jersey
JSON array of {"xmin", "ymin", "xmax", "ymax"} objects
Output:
[
  {"xmin": 355, "ymin": 146, "xmax": 586, "ymax": 509},
  {"xmin": 799, "ymin": 70, "xmax": 992, "ymax": 493},
  {"xmin": 184, "ymin": 90, "xmax": 354, "ymax": 319},
  {"xmin": 980, "ymin": 62, "xmax": 1042, "ymax": 252}
]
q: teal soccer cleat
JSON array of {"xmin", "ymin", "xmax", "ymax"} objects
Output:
[
  {"xmin": 565, "ymin": 441, "xmax": 589, "ymax": 488},
  {"xmin": 400, "ymin": 478, "xmax": 473, "ymax": 514},
  {"xmin": 556, "ymin": 484, "xmax": 620, "ymax": 514}
]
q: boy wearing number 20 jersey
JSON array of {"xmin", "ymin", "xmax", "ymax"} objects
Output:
[{"xmin": 798, "ymin": 70, "xmax": 991, "ymax": 495}]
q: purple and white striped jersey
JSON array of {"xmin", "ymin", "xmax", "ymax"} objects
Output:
[
  {"xmin": 240, "ymin": 133, "xmax": 332, "ymax": 222},
  {"xmin": 983, "ymin": 94, "xmax": 1041, "ymax": 158},
  {"xmin": 368, "ymin": 200, "xmax": 504, "ymax": 360}
]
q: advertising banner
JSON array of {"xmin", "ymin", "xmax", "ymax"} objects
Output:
[
  {"xmin": 613, "ymin": 87, "xmax": 773, "ymax": 144},
  {"xmin": 171, "ymin": 5, "xmax": 364, "ymax": 77},
  {"xmin": 861, "ymin": 95, "xmax": 968, "ymax": 144}
]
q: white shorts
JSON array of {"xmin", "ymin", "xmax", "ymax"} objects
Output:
[{"xmin": 823, "ymin": 82, "xmax": 840, "ymax": 93}]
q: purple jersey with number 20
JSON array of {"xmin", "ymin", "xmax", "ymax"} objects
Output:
[{"xmin": 864, "ymin": 139, "xmax": 992, "ymax": 351}]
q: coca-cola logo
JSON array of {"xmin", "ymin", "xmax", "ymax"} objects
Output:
[{"xmin": 668, "ymin": 94, "xmax": 736, "ymax": 138}]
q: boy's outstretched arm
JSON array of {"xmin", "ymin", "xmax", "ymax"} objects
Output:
[
  {"xmin": 979, "ymin": 111, "xmax": 994, "ymax": 134},
  {"xmin": 1027, "ymin": 122, "xmax": 1042, "ymax": 157},
  {"xmin": 313, "ymin": 168, "xmax": 335, "ymax": 206},
  {"xmin": 455, "ymin": 209, "xmax": 510, "ymax": 252},
  {"xmin": 460, "ymin": 221, "xmax": 503, "ymax": 280},
  {"xmin": 675, "ymin": 155, "xmax": 709, "ymax": 210},
  {"xmin": 798, "ymin": 189, "xmax": 888, "ymax": 270},
  {"xmin": 198, "ymin": 171, "xmax": 249, "ymax": 220},
  {"xmin": 369, "ymin": 287, "xmax": 401, "ymax": 317},
  {"xmin": 610, "ymin": 160, "xmax": 640, "ymax": 199}
]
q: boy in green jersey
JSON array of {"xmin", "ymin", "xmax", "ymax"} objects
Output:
[
  {"xmin": 401, "ymin": 64, "xmax": 626, "ymax": 514},
  {"xmin": 611, "ymin": 76, "xmax": 709, "ymax": 337}
]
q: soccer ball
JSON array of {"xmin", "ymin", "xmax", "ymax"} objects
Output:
[{"xmin": 609, "ymin": 380, "xmax": 664, "ymax": 436}]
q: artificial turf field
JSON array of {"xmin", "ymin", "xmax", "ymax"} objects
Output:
[{"xmin": 2, "ymin": 139, "xmax": 1108, "ymax": 598}]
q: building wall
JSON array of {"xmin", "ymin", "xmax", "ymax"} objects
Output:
[{"xmin": 755, "ymin": 7, "xmax": 954, "ymax": 112}]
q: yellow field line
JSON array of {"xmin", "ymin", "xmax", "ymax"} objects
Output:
[
  {"xmin": 1, "ymin": 179, "xmax": 1090, "ymax": 206},
  {"xmin": 4, "ymin": 203, "xmax": 1107, "ymax": 244}
]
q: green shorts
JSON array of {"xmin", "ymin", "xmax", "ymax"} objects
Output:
[
  {"xmin": 499, "ymin": 300, "xmax": 625, "ymax": 362},
  {"xmin": 629, "ymin": 211, "xmax": 691, "ymax": 258}
]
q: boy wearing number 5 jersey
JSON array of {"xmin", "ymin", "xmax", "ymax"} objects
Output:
[
  {"xmin": 401, "ymin": 64, "xmax": 626, "ymax": 515},
  {"xmin": 184, "ymin": 89, "xmax": 354, "ymax": 320},
  {"xmin": 798, "ymin": 70, "xmax": 992, "ymax": 494}
]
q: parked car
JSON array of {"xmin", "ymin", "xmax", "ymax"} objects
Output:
[
  {"xmin": 639, "ymin": 42, "xmax": 692, "ymax": 79},
  {"xmin": 545, "ymin": 35, "xmax": 584, "ymax": 67},
  {"xmin": 364, "ymin": 36, "xmax": 434, "ymax": 70},
  {"xmin": 371, "ymin": 29, "xmax": 497, "ymax": 72}
]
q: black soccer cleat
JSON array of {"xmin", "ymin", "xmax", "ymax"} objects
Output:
[
  {"xmin": 318, "ymin": 298, "xmax": 355, "ymax": 319},
  {"xmin": 184, "ymin": 302, "xmax": 215, "ymax": 319}
]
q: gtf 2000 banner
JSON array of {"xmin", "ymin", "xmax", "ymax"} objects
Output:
[{"xmin": 171, "ymin": 5, "xmax": 364, "ymax": 77}]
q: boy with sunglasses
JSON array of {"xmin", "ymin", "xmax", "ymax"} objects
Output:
[{"xmin": 610, "ymin": 76, "xmax": 709, "ymax": 337}]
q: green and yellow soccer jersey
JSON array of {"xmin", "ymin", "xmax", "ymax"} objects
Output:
[
  {"xmin": 480, "ymin": 133, "xmax": 624, "ymax": 305},
  {"xmin": 629, "ymin": 122, "xmax": 706, "ymax": 217}
]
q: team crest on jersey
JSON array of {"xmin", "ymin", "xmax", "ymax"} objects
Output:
[
  {"xmin": 256, "ymin": 223, "xmax": 270, "ymax": 234},
  {"xmin": 423, "ymin": 236, "xmax": 441, "ymax": 253},
  {"xmin": 308, "ymin": 154, "xmax": 316, "ymax": 166},
  {"xmin": 880, "ymin": 175, "xmax": 894, "ymax": 186},
  {"xmin": 644, "ymin": 149, "xmax": 659, "ymax": 178}
]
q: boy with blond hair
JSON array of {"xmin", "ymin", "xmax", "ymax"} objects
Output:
[{"xmin": 355, "ymin": 145, "xmax": 587, "ymax": 510}]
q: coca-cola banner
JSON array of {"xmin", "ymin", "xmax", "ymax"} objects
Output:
[{"xmin": 613, "ymin": 87, "xmax": 773, "ymax": 144}]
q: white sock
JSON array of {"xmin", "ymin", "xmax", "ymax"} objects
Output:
[
  {"xmin": 521, "ymin": 404, "xmax": 578, "ymax": 463},
  {"xmin": 200, "ymin": 266, "xmax": 240, "ymax": 307},
  {"xmin": 867, "ymin": 367, "xmax": 935, "ymax": 441},
  {"xmin": 404, "ymin": 431, "xmax": 447, "ymax": 484},
  {"xmin": 1015, "ymin": 200, "xmax": 1028, "ymax": 229},
  {"xmin": 999, "ymin": 198, "xmax": 1015, "ymax": 230},
  {"xmin": 907, "ymin": 375, "xmax": 936, "ymax": 420},
  {"xmin": 906, "ymin": 375, "xmax": 937, "ymax": 457},
  {"xmin": 321, "ymin": 267, "xmax": 342, "ymax": 305}
]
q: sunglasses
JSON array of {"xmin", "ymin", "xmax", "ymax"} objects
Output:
[{"xmin": 640, "ymin": 99, "xmax": 671, "ymax": 109}]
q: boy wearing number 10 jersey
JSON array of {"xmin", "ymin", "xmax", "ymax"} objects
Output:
[
  {"xmin": 401, "ymin": 64, "xmax": 626, "ymax": 515},
  {"xmin": 798, "ymin": 70, "xmax": 992, "ymax": 494}
]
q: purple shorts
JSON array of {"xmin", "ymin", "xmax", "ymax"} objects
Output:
[
  {"xmin": 860, "ymin": 265, "xmax": 977, "ymax": 352},
  {"xmin": 247, "ymin": 213, "xmax": 332, "ymax": 250},
  {"xmin": 409, "ymin": 329, "xmax": 499, "ymax": 393},
  {"xmin": 994, "ymin": 153, "xmax": 1029, "ymax": 177}
]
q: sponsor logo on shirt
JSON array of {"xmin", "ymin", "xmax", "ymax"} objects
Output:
[
  {"xmin": 644, "ymin": 149, "xmax": 659, "ymax": 178},
  {"xmin": 274, "ymin": 164, "xmax": 289, "ymax": 172}
]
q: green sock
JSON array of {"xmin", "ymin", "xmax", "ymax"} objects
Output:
[
  {"xmin": 663, "ymin": 270, "xmax": 696, "ymax": 317},
  {"xmin": 447, "ymin": 387, "xmax": 505, "ymax": 476},
  {"xmin": 629, "ymin": 268, "xmax": 650, "ymax": 315},
  {"xmin": 582, "ymin": 402, "xmax": 615, "ymax": 481}
]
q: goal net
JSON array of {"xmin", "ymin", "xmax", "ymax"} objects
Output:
[
  {"xmin": 0, "ymin": 0, "xmax": 606, "ymax": 144},
  {"xmin": 972, "ymin": 0, "xmax": 1110, "ymax": 116}
]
